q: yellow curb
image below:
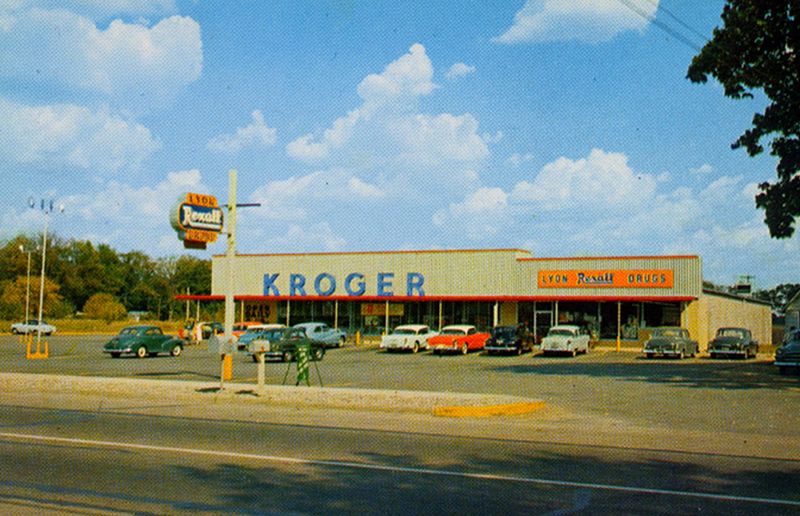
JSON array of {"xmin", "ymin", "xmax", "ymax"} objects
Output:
[{"xmin": 432, "ymin": 401, "xmax": 546, "ymax": 418}]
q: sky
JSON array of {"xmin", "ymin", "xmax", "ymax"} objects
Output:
[{"xmin": 0, "ymin": 0, "xmax": 796, "ymax": 289}]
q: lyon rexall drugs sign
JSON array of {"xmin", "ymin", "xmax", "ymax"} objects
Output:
[{"xmin": 170, "ymin": 193, "xmax": 223, "ymax": 249}]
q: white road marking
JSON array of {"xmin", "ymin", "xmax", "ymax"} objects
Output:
[{"xmin": 1, "ymin": 431, "xmax": 798, "ymax": 508}]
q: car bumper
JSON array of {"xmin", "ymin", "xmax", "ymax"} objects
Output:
[
  {"xmin": 381, "ymin": 343, "xmax": 419, "ymax": 350},
  {"xmin": 103, "ymin": 347, "xmax": 132, "ymax": 354},
  {"xmin": 431, "ymin": 344, "xmax": 460, "ymax": 353},
  {"xmin": 485, "ymin": 345, "xmax": 517, "ymax": 353},
  {"xmin": 709, "ymin": 349, "xmax": 746, "ymax": 356},
  {"xmin": 774, "ymin": 360, "xmax": 800, "ymax": 367}
]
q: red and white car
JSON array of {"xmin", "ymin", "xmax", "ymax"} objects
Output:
[{"xmin": 428, "ymin": 325, "xmax": 490, "ymax": 355}]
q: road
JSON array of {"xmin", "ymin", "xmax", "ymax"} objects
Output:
[
  {"xmin": 1, "ymin": 404, "xmax": 799, "ymax": 515},
  {"xmin": 2, "ymin": 334, "xmax": 799, "ymax": 513}
]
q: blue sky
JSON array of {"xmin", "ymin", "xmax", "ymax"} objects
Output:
[{"xmin": 0, "ymin": 1, "xmax": 795, "ymax": 289}]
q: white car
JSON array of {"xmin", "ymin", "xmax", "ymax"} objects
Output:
[
  {"xmin": 380, "ymin": 324, "xmax": 438, "ymax": 353},
  {"xmin": 11, "ymin": 319, "xmax": 56, "ymax": 336},
  {"xmin": 540, "ymin": 325, "xmax": 590, "ymax": 357}
]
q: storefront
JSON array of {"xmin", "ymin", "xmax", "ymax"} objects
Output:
[{"xmin": 180, "ymin": 249, "xmax": 771, "ymax": 349}]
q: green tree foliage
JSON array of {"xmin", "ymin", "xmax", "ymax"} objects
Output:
[
  {"xmin": 754, "ymin": 283, "xmax": 800, "ymax": 315},
  {"xmin": 0, "ymin": 232, "xmax": 212, "ymax": 320},
  {"xmin": 83, "ymin": 293, "xmax": 127, "ymax": 323},
  {"xmin": 687, "ymin": 1, "xmax": 799, "ymax": 237}
]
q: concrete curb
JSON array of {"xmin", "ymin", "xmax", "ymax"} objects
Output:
[{"xmin": 0, "ymin": 373, "xmax": 543, "ymax": 417}]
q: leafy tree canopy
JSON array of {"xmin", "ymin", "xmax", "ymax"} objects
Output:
[{"xmin": 687, "ymin": 0, "xmax": 799, "ymax": 237}]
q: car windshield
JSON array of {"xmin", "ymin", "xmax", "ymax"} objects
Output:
[
  {"xmin": 441, "ymin": 328, "xmax": 466, "ymax": 335},
  {"xmin": 718, "ymin": 329, "xmax": 745, "ymax": 338},
  {"xmin": 393, "ymin": 328, "xmax": 417, "ymax": 335},
  {"xmin": 244, "ymin": 328, "xmax": 265, "ymax": 335},
  {"xmin": 548, "ymin": 328, "xmax": 575, "ymax": 337},
  {"xmin": 653, "ymin": 328, "xmax": 681, "ymax": 337},
  {"xmin": 492, "ymin": 327, "xmax": 516, "ymax": 338}
]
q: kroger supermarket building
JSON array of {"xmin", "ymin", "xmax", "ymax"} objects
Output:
[{"xmin": 190, "ymin": 249, "xmax": 771, "ymax": 350}]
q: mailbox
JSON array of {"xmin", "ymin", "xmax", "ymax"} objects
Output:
[
  {"xmin": 208, "ymin": 334, "xmax": 235, "ymax": 355},
  {"xmin": 248, "ymin": 339, "xmax": 271, "ymax": 354}
]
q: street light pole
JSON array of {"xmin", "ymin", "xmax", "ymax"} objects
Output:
[
  {"xmin": 18, "ymin": 245, "xmax": 32, "ymax": 323},
  {"xmin": 29, "ymin": 198, "xmax": 63, "ymax": 350}
]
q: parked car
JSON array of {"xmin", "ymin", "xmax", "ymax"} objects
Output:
[
  {"xmin": 293, "ymin": 322, "xmax": 346, "ymax": 348},
  {"xmin": 642, "ymin": 327, "xmax": 698, "ymax": 359},
  {"xmin": 484, "ymin": 325, "xmax": 535, "ymax": 355},
  {"xmin": 232, "ymin": 321, "xmax": 263, "ymax": 338},
  {"xmin": 428, "ymin": 325, "xmax": 490, "ymax": 355},
  {"xmin": 540, "ymin": 325, "xmax": 590, "ymax": 357},
  {"xmin": 237, "ymin": 323, "xmax": 287, "ymax": 351},
  {"xmin": 380, "ymin": 324, "xmax": 438, "ymax": 353},
  {"xmin": 708, "ymin": 327, "xmax": 758, "ymax": 359},
  {"xmin": 260, "ymin": 327, "xmax": 326, "ymax": 362},
  {"xmin": 775, "ymin": 333, "xmax": 800, "ymax": 375},
  {"xmin": 102, "ymin": 325, "xmax": 185, "ymax": 358},
  {"xmin": 11, "ymin": 319, "xmax": 56, "ymax": 335}
]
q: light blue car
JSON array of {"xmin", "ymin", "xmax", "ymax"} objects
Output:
[{"xmin": 293, "ymin": 322, "xmax": 346, "ymax": 348}]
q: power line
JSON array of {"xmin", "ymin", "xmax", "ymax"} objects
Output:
[{"xmin": 615, "ymin": 0, "xmax": 706, "ymax": 52}]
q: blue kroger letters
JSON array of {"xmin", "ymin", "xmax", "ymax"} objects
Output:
[{"xmin": 262, "ymin": 272, "xmax": 426, "ymax": 297}]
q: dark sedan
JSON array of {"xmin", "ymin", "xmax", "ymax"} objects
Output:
[
  {"xmin": 261, "ymin": 327, "xmax": 326, "ymax": 362},
  {"xmin": 103, "ymin": 325, "xmax": 185, "ymax": 358},
  {"xmin": 642, "ymin": 327, "xmax": 698, "ymax": 359},
  {"xmin": 484, "ymin": 325, "xmax": 535, "ymax": 355},
  {"xmin": 775, "ymin": 334, "xmax": 800, "ymax": 375},
  {"xmin": 708, "ymin": 327, "xmax": 758, "ymax": 359}
]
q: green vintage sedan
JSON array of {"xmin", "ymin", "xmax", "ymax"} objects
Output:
[{"xmin": 103, "ymin": 325, "xmax": 185, "ymax": 358}]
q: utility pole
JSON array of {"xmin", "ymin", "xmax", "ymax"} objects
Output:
[{"xmin": 221, "ymin": 170, "xmax": 237, "ymax": 388}]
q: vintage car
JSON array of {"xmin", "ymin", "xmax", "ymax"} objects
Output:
[
  {"xmin": 236, "ymin": 323, "xmax": 286, "ymax": 351},
  {"xmin": 11, "ymin": 319, "xmax": 56, "ymax": 335},
  {"xmin": 775, "ymin": 333, "xmax": 800, "ymax": 375},
  {"xmin": 293, "ymin": 322, "xmax": 346, "ymax": 348},
  {"xmin": 708, "ymin": 327, "xmax": 758, "ymax": 359},
  {"xmin": 380, "ymin": 324, "xmax": 438, "ymax": 353},
  {"xmin": 484, "ymin": 325, "xmax": 535, "ymax": 355},
  {"xmin": 259, "ymin": 326, "xmax": 326, "ymax": 362},
  {"xmin": 232, "ymin": 321, "xmax": 263, "ymax": 338},
  {"xmin": 642, "ymin": 327, "xmax": 698, "ymax": 359},
  {"xmin": 103, "ymin": 325, "xmax": 185, "ymax": 358},
  {"xmin": 540, "ymin": 325, "xmax": 590, "ymax": 356},
  {"xmin": 428, "ymin": 325, "xmax": 490, "ymax": 355}
]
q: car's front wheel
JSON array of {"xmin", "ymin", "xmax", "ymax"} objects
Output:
[
  {"xmin": 412, "ymin": 342, "xmax": 419, "ymax": 353},
  {"xmin": 11, "ymin": 328, "xmax": 18, "ymax": 334},
  {"xmin": 461, "ymin": 343, "xmax": 468, "ymax": 355},
  {"xmin": 282, "ymin": 350, "xmax": 294, "ymax": 362},
  {"xmin": 170, "ymin": 344, "xmax": 182, "ymax": 357},
  {"xmin": 313, "ymin": 347, "xmax": 325, "ymax": 361},
  {"xmin": 136, "ymin": 346, "xmax": 147, "ymax": 358}
]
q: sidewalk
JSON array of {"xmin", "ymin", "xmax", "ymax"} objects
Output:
[{"xmin": 2, "ymin": 372, "xmax": 797, "ymax": 461}]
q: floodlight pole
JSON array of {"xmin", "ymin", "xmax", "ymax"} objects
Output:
[{"xmin": 19, "ymin": 245, "xmax": 32, "ymax": 324}]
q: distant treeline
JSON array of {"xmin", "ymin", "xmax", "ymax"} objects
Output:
[{"xmin": 0, "ymin": 233, "xmax": 211, "ymax": 321}]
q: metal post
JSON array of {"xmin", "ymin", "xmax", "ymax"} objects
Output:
[
  {"xmin": 19, "ymin": 246, "xmax": 32, "ymax": 324},
  {"xmin": 221, "ymin": 169, "xmax": 237, "ymax": 388},
  {"xmin": 616, "ymin": 301, "xmax": 622, "ymax": 352},
  {"xmin": 493, "ymin": 301, "xmax": 499, "ymax": 327},
  {"xmin": 384, "ymin": 300, "xmax": 389, "ymax": 336}
]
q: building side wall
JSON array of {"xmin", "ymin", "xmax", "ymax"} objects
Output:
[{"xmin": 701, "ymin": 293, "xmax": 772, "ymax": 348}]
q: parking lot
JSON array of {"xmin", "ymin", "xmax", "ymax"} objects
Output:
[{"xmin": 2, "ymin": 334, "xmax": 798, "ymax": 439}]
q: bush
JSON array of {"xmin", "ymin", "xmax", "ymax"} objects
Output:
[{"xmin": 83, "ymin": 293, "xmax": 127, "ymax": 324}]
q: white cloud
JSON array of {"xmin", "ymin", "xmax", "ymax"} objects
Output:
[
  {"xmin": 207, "ymin": 110, "xmax": 277, "ymax": 153},
  {"xmin": 264, "ymin": 223, "xmax": 347, "ymax": 252},
  {"xmin": 493, "ymin": 0, "xmax": 659, "ymax": 44},
  {"xmin": 511, "ymin": 148, "xmax": 656, "ymax": 210},
  {"xmin": 286, "ymin": 44, "xmax": 488, "ymax": 168},
  {"xmin": 445, "ymin": 62, "xmax": 476, "ymax": 80},
  {"xmin": 506, "ymin": 152, "xmax": 535, "ymax": 166},
  {"xmin": 0, "ymin": 6, "xmax": 202, "ymax": 105},
  {"xmin": 0, "ymin": 97, "xmax": 160, "ymax": 172},
  {"xmin": 249, "ymin": 169, "xmax": 385, "ymax": 221},
  {"xmin": 393, "ymin": 113, "xmax": 489, "ymax": 165},
  {"xmin": 433, "ymin": 187, "xmax": 511, "ymax": 239},
  {"xmin": 690, "ymin": 163, "xmax": 713, "ymax": 175}
]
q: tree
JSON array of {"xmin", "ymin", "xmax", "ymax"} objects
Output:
[
  {"xmin": 83, "ymin": 293, "xmax": 127, "ymax": 323},
  {"xmin": 687, "ymin": 1, "xmax": 799, "ymax": 237}
]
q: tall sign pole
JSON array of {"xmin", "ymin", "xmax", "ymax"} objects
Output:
[{"xmin": 221, "ymin": 169, "xmax": 237, "ymax": 388}]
